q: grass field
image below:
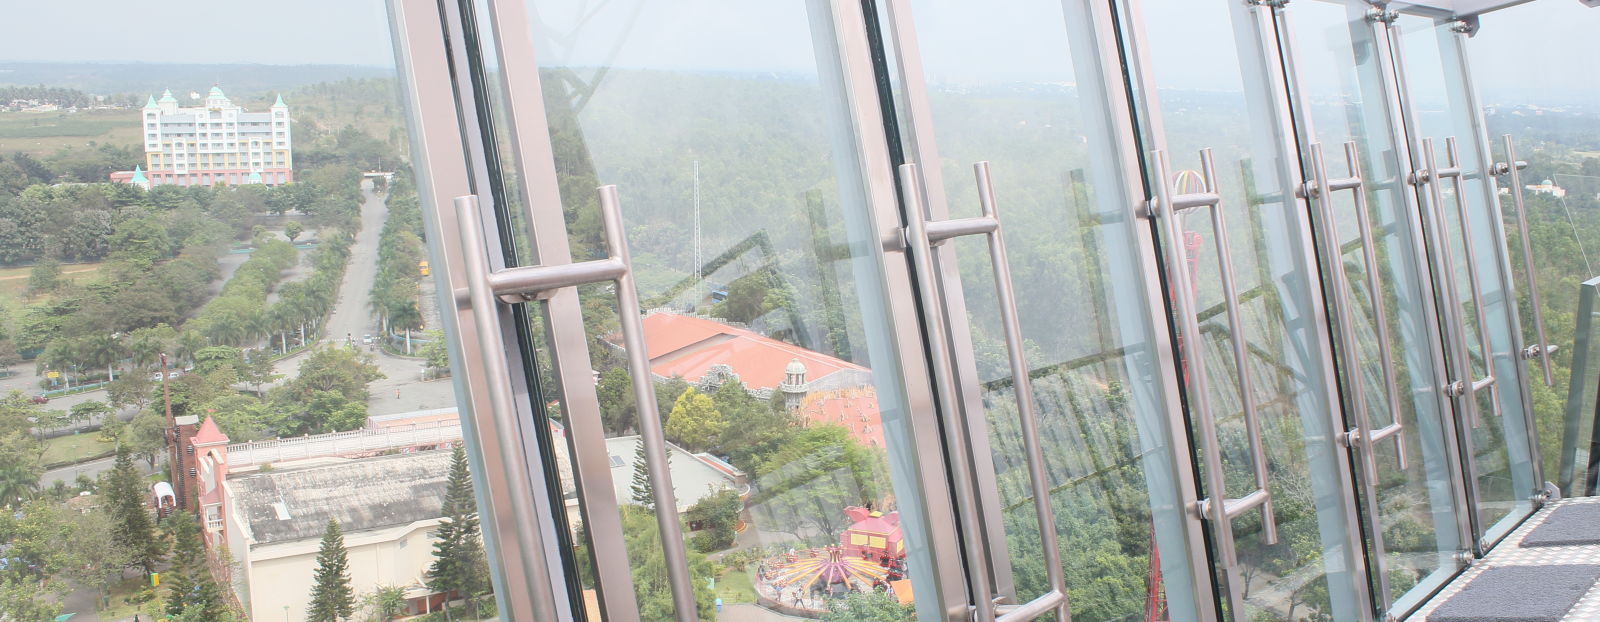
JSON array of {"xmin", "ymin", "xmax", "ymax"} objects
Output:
[
  {"xmin": 42, "ymin": 431, "xmax": 115, "ymax": 467},
  {"xmin": 0, "ymin": 109, "xmax": 142, "ymax": 157},
  {"xmin": 714, "ymin": 568, "xmax": 758, "ymax": 604},
  {"xmin": 0, "ymin": 262, "xmax": 104, "ymax": 308}
]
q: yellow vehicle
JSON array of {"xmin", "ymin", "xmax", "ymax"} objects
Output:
[{"xmin": 418, "ymin": 260, "xmax": 430, "ymax": 276}]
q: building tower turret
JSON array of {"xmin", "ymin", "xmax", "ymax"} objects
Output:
[{"xmin": 780, "ymin": 358, "xmax": 808, "ymax": 411}]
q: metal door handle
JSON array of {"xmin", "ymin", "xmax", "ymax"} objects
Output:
[
  {"xmin": 1493, "ymin": 134, "xmax": 1556, "ymax": 385},
  {"xmin": 1420, "ymin": 138, "xmax": 1487, "ymax": 429},
  {"xmin": 900, "ymin": 162, "xmax": 1071, "ymax": 621},
  {"xmin": 1149, "ymin": 148, "xmax": 1277, "ymax": 570},
  {"xmin": 1443, "ymin": 137, "xmax": 1503, "ymax": 420},
  {"xmin": 455, "ymin": 188, "xmax": 700, "ymax": 620},
  {"xmin": 1304, "ymin": 142, "xmax": 1409, "ymax": 487},
  {"xmin": 448, "ymin": 195, "xmax": 564, "ymax": 621}
]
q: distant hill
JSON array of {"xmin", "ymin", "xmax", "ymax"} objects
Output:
[{"xmin": 0, "ymin": 62, "xmax": 393, "ymax": 98}]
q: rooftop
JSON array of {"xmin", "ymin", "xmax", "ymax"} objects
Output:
[
  {"xmin": 634, "ymin": 313, "xmax": 865, "ymax": 391},
  {"xmin": 229, "ymin": 450, "xmax": 451, "ymax": 546}
]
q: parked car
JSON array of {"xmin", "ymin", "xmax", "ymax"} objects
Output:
[
  {"xmin": 29, "ymin": 395, "xmax": 48, "ymax": 404},
  {"xmin": 362, "ymin": 334, "xmax": 374, "ymax": 345}
]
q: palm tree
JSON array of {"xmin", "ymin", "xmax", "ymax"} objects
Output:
[
  {"xmin": 389, "ymin": 302, "xmax": 423, "ymax": 354},
  {"xmin": 82, "ymin": 333, "xmax": 126, "ymax": 382}
]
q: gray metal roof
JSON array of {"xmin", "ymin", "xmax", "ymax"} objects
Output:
[{"xmin": 231, "ymin": 450, "xmax": 451, "ymax": 545}]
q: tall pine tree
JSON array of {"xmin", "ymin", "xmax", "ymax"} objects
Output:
[
  {"xmin": 307, "ymin": 519, "xmax": 356, "ymax": 622},
  {"xmin": 628, "ymin": 436, "xmax": 668, "ymax": 509},
  {"xmin": 163, "ymin": 511, "xmax": 225, "ymax": 619},
  {"xmin": 104, "ymin": 444, "xmax": 164, "ymax": 576},
  {"xmin": 428, "ymin": 444, "xmax": 490, "ymax": 613}
]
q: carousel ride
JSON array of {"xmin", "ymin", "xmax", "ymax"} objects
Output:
[{"xmin": 756, "ymin": 507, "xmax": 910, "ymax": 615}]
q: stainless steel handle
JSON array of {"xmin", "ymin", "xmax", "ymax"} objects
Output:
[
  {"xmin": 896, "ymin": 163, "xmax": 1000, "ymax": 622},
  {"xmin": 902, "ymin": 162, "xmax": 1072, "ymax": 621},
  {"xmin": 1444, "ymin": 138, "xmax": 1503, "ymax": 420},
  {"xmin": 1420, "ymin": 138, "xmax": 1485, "ymax": 430},
  {"xmin": 452, "ymin": 195, "xmax": 564, "ymax": 621},
  {"xmin": 1494, "ymin": 134, "xmax": 1555, "ymax": 385},
  {"xmin": 1305, "ymin": 142, "xmax": 1409, "ymax": 487},
  {"xmin": 1150, "ymin": 148, "xmax": 1277, "ymax": 571},
  {"xmin": 457, "ymin": 188, "xmax": 700, "ymax": 620}
]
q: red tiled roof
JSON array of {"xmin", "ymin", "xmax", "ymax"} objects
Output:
[
  {"xmin": 191, "ymin": 416, "xmax": 230, "ymax": 446},
  {"xmin": 797, "ymin": 389, "xmax": 884, "ymax": 448},
  {"xmin": 638, "ymin": 313, "xmax": 864, "ymax": 391}
]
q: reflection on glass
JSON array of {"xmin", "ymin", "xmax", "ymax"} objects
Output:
[
  {"xmin": 1132, "ymin": 1, "xmax": 1365, "ymax": 619},
  {"xmin": 1469, "ymin": 0, "xmax": 1600, "ymax": 502},
  {"xmin": 1394, "ymin": 13, "xmax": 1537, "ymax": 544},
  {"xmin": 518, "ymin": 1, "xmax": 930, "ymax": 619},
  {"xmin": 1287, "ymin": 2, "xmax": 1466, "ymax": 615},
  {"xmin": 894, "ymin": 0, "xmax": 1201, "ymax": 619}
]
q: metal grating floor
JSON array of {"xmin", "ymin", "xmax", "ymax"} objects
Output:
[{"xmin": 1407, "ymin": 496, "xmax": 1600, "ymax": 621}]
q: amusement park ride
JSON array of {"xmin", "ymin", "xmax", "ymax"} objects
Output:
[{"xmin": 759, "ymin": 507, "xmax": 911, "ymax": 611}]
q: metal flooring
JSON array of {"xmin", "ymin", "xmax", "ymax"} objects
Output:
[{"xmin": 1408, "ymin": 496, "xmax": 1600, "ymax": 621}]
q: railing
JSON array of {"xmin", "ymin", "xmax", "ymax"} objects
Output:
[{"xmin": 227, "ymin": 420, "xmax": 462, "ymax": 467}]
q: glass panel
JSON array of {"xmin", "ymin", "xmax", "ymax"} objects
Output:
[
  {"xmin": 1127, "ymin": 1, "xmax": 1366, "ymax": 620},
  {"xmin": 1468, "ymin": 0, "xmax": 1600, "ymax": 500},
  {"xmin": 496, "ymin": 1, "xmax": 944, "ymax": 619},
  {"xmin": 888, "ymin": 0, "xmax": 1204, "ymax": 620},
  {"xmin": 0, "ymin": 2, "xmax": 501, "ymax": 621},
  {"xmin": 1285, "ymin": 2, "xmax": 1466, "ymax": 615},
  {"xmin": 1393, "ymin": 13, "xmax": 1537, "ymax": 544}
]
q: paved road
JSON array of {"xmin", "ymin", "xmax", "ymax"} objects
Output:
[
  {"xmin": 718, "ymin": 603, "xmax": 810, "ymax": 621},
  {"xmin": 41, "ymin": 453, "xmax": 155, "ymax": 487},
  {"xmin": 268, "ymin": 181, "xmax": 458, "ymax": 418}
]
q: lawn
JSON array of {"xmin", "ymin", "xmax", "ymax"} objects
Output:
[
  {"xmin": 0, "ymin": 109, "xmax": 142, "ymax": 157},
  {"xmin": 42, "ymin": 431, "xmax": 115, "ymax": 467},
  {"xmin": 714, "ymin": 567, "xmax": 758, "ymax": 604},
  {"xmin": 96, "ymin": 574, "xmax": 161, "ymax": 620},
  {"xmin": 0, "ymin": 261, "xmax": 104, "ymax": 308}
]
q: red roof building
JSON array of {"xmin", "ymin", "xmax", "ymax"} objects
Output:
[
  {"xmin": 796, "ymin": 388, "xmax": 884, "ymax": 448},
  {"xmin": 638, "ymin": 313, "xmax": 865, "ymax": 392}
]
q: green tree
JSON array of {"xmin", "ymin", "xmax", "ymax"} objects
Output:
[
  {"xmin": 664, "ymin": 387, "xmax": 725, "ymax": 453},
  {"xmin": 280, "ymin": 345, "xmax": 385, "ymax": 404},
  {"xmin": 686, "ymin": 489, "xmax": 741, "ymax": 553},
  {"xmin": 25, "ymin": 258, "xmax": 61, "ymax": 296},
  {"xmin": 629, "ymin": 436, "xmax": 668, "ymax": 510},
  {"xmin": 617, "ymin": 504, "xmax": 717, "ymax": 620},
  {"xmin": 163, "ymin": 511, "xmax": 226, "ymax": 619},
  {"xmin": 0, "ymin": 432, "xmax": 43, "ymax": 507},
  {"xmin": 360, "ymin": 585, "xmax": 408, "ymax": 622},
  {"xmin": 418, "ymin": 329, "xmax": 450, "ymax": 374},
  {"xmin": 820, "ymin": 590, "xmax": 914, "ymax": 622},
  {"xmin": 105, "ymin": 445, "xmax": 164, "ymax": 576},
  {"xmin": 428, "ymin": 444, "xmax": 491, "ymax": 615},
  {"xmin": 307, "ymin": 519, "xmax": 357, "ymax": 622},
  {"xmin": 0, "ymin": 572, "xmax": 63, "ymax": 621},
  {"xmin": 596, "ymin": 368, "xmax": 637, "ymax": 436},
  {"xmin": 69, "ymin": 399, "xmax": 114, "ymax": 428},
  {"xmin": 284, "ymin": 221, "xmax": 305, "ymax": 243}
]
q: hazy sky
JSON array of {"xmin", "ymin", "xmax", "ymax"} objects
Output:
[
  {"xmin": 0, "ymin": 0, "xmax": 1593, "ymax": 98},
  {"xmin": 0, "ymin": 0, "xmax": 396, "ymax": 67}
]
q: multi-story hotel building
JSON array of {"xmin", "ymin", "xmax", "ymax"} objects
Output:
[{"xmin": 113, "ymin": 86, "xmax": 292, "ymax": 187}]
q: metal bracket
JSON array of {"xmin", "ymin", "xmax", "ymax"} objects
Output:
[
  {"xmin": 1451, "ymin": 16, "xmax": 1480, "ymax": 37},
  {"xmin": 1366, "ymin": 7, "xmax": 1399, "ymax": 23},
  {"xmin": 1247, "ymin": 0, "xmax": 1290, "ymax": 7},
  {"xmin": 1520, "ymin": 344, "xmax": 1559, "ymax": 360},
  {"xmin": 1455, "ymin": 550, "xmax": 1476, "ymax": 566},
  {"xmin": 1443, "ymin": 380, "xmax": 1466, "ymax": 397},
  {"xmin": 1537, "ymin": 481, "xmax": 1562, "ymax": 504}
]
